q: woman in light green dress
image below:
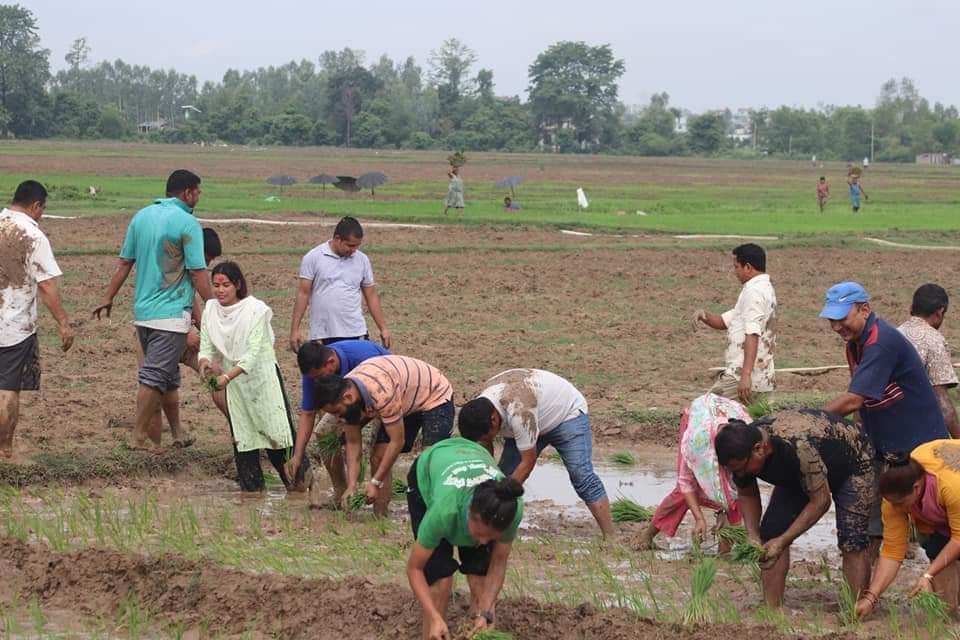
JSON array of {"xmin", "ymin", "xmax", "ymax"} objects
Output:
[
  {"xmin": 443, "ymin": 166, "xmax": 464, "ymax": 215},
  {"xmin": 198, "ymin": 261, "xmax": 309, "ymax": 491}
]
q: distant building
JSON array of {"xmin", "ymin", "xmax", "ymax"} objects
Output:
[
  {"xmin": 137, "ymin": 119, "xmax": 168, "ymax": 134},
  {"xmin": 916, "ymin": 153, "xmax": 953, "ymax": 165}
]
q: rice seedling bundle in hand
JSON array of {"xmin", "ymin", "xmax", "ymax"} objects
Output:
[
  {"xmin": 313, "ymin": 430, "xmax": 343, "ymax": 460},
  {"xmin": 683, "ymin": 558, "xmax": 717, "ymax": 625},
  {"xmin": 911, "ymin": 591, "xmax": 949, "ymax": 626},
  {"xmin": 731, "ymin": 541, "xmax": 764, "ymax": 564},
  {"xmin": 392, "ymin": 478, "xmax": 408, "ymax": 498},
  {"xmin": 746, "ymin": 397, "xmax": 772, "ymax": 419},
  {"xmin": 717, "ymin": 526, "xmax": 748, "ymax": 546},
  {"xmin": 609, "ymin": 450, "xmax": 638, "ymax": 466},
  {"xmin": 203, "ymin": 375, "xmax": 219, "ymax": 392},
  {"xmin": 611, "ymin": 497, "xmax": 653, "ymax": 523},
  {"xmin": 346, "ymin": 493, "xmax": 367, "ymax": 512}
]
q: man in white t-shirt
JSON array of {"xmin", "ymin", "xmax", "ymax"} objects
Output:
[
  {"xmin": 458, "ymin": 368, "xmax": 613, "ymax": 537},
  {"xmin": 289, "ymin": 216, "xmax": 391, "ymax": 352},
  {"xmin": 0, "ymin": 181, "xmax": 74, "ymax": 458},
  {"xmin": 693, "ymin": 243, "xmax": 777, "ymax": 403}
]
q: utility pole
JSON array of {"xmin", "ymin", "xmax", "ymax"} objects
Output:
[
  {"xmin": 870, "ymin": 120, "xmax": 875, "ymax": 163},
  {"xmin": 788, "ymin": 135, "xmax": 793, "ymax": 156}
]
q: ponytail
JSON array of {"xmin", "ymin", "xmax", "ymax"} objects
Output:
[
  {"xmin": 878, "ymin": 451, "xmax": 925, "ymax": 498},
  {"xmin": 470, "ymin": 478, "xmax": 523, "ymax": 531}
]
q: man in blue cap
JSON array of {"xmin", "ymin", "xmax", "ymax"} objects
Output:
[{"xmin": 820, "ymin": 282, "xmax": 946, "ymax": 541}]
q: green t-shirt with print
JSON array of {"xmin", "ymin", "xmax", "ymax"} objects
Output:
[{"xmin": 415, "ymin": 437, "xmax": 524, "ymax": 549}]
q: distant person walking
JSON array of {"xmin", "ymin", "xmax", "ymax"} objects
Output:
[
  {"xmin": 692, "ymin": 244, "xmax": 777, "ymax": 404},
  {"xmin": 817, "ymin": 177, "xmax": 830, "ymax": 212},
  {"xmin": 443, "ymin": 167, "xmax": 464, "ymax": 215},
  {"xmin": 0, "ymin": 181, "xmax": 74, "ymax": 459},
  {"xmin": 93, "ymin": 170, "xmax": 212, "ymax": 451},
  {"xmin": 289, "ymin": 216, "xmax": 391, "ymax": 352},
  {"xmin": 849, "ymin": 174, "xmax": 868, "ymax": 213}
]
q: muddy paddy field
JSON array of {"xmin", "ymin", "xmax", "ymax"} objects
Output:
[{"xmin": 3, "ymin": 216, "xmax": 958, "ymax": 638}]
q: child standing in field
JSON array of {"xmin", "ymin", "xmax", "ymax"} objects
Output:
[
  {"xmin": 443, "ymin": 167, "xmax": 464, "ymax": 215},
  {"xmin": 849, "ymin": 174, "xmax": 868, "ymax": 213},
  {"xmin": 817, "ymin": 177, "xmax": 830, "ymax": 212}
]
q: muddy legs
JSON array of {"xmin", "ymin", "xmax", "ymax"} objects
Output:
[
  {"xmin": 0, "ymin": 390, "xmax": 20, "ymax": 457},
  {"xmin": 761, "ymin": 545, "xmax": 790, "ymax": 608}
]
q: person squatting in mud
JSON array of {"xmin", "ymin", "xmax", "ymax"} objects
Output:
[
  {"xmin": 312, "ymin": 354, "xmax": 454, "ymax": 515},
  {"xmin": 856, "ymin": 440, "xmax": 960, "ymax": 619},
  {"xmin": 715, "ymin": 409, "xmax": 877, "ymax": 608},
  {"xmin": 458, "ymin": 368, "xmax": 614, "ymax": 537},
  {"xmin": 405, "ymin": 436, "xmax": 524, "ymax": 640}
]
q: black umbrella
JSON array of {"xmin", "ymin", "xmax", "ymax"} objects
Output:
[
  {"xmin": 267, "ymin": 175, "xmax": 297, "ymax": 192},
  {"xmin": 357, "ymin": 172, "xmax": 388, "ymax": 196},
  {"xmin": 333, "ymin": 176, "xmax": 360, "ymax": 193},
  {"xmin": 495, "ymin": 175, "xmax": 526, "ymax": 198},
  {"xmin": 309, "ymin": 174, "xmax": 338, "ymax": 195}
]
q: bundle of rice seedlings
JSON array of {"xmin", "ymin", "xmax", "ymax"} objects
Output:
[
  {"xmin": 471, "ymin": 631, "xmax": 514, "ymax": 640},
  {"xmin": 313, "ymin": 430, "xmax": 343, "ymax": 460},
  {"xmin": 609, "ymin": 450, "xmax": 638, "ymax": 467},
  {"xmin": 731, "ymin": 541, "xmax": 764, "ymax": 564},
  {"xmin": 716, "ymin": 526, "xmax": 748, "ymax": 546},
  {"xmin": 611, "ymin": 497, "xmax": 654, "ymax": 523},
  {"xmin": 682, "ymin": 558, "xmax": 717, "ymax": 625},
  {"xmin": 911, "ymin": 591, "xmax": 949, "ymax": 626},
  {"xmin": 837, "ymin": 578, "xmax": 859, "ymax": 628},
  {"xmin": 203, "ymin": 375, "xmax": 219, "ymax": 392},
  {"xmin": 346, "ymin": 493, "xmax": 367, "ymax": 512},
  {"xmin": 392, "ymin": 478, "xmax": 408, "ymax": 498},
  {"xmin": 746, "ymin": 397, "xmax": 772, "ymax": 419}
]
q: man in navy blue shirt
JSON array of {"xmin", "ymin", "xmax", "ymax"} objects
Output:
[
  {"xmin": 821, "ymin": 282, "xmax": 946, "ymax": 539},
  {"xmin": 286, "ymin": 339, "xmax": 389, "ymax": 505}
]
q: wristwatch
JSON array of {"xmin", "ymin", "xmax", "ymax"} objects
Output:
[
  {"xmin": 474, "ymin": 611, "xmax": 494, "ymax": 625},
  {"xmin": 369, "ymin": 478, "xmax": 384, "ymax": 489}
]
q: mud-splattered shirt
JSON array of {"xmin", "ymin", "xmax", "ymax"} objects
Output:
[
  {"xmin": 415, "ymin": 438, "xmax": 522, "ymax": 548},
  {"xmin": 898, "ymin": 316, "xmax": 958, "ymax": 388},
  {"xmin": 0, "ymin": 209, "xmax": 62, "ymax": 347},
  {"xmin": 347, "ymin": 355, "xmax": 453, "ymax": 426},
  {"xmin": 721, "ymin": 273, "xmax": 777, "ymax": 392},
  {"xmin": 478, "ymin": 369, "xmax": 588, "ymax": 451},
  {"xmin": 733, "ymin": 410, "xmax": 875, "ymax": 496},
  {"xmin": 120, "ymin": 198, "xmax": 205, "ymax": 325}
]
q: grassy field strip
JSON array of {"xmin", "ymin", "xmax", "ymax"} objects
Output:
[{"xmin": 864, "ymin": 238, "xmax": 960, "ymax": 250}]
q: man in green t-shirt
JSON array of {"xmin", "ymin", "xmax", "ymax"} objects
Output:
[{"xmin": 406, "ymin": 437, "xmax": 523, "ymax": 640}]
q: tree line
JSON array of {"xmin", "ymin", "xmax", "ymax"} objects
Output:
[{"xmin": 2, "ymin": 5, "xmax": 959, "ymax": 162}]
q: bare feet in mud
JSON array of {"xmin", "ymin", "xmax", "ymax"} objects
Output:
[
  {"xmin": 126, "ymin": 437, "xmax": 164, "ymax": 453},
  {"xmin": 171, "ymin": 434, "xmax": 195, "ymax": 448},
  {"xmin": 633, "ymin": 522, "xmax": 658, "ymax": 551}
]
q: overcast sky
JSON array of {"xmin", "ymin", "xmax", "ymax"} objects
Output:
[{"xmin": 27, "ymin": 0, "xmax": 960, "ymax": 112}]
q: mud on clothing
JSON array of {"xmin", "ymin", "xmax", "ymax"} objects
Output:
[{"xmin": 733, "ymin": 409, "xmax": 877, "ymax": 552}]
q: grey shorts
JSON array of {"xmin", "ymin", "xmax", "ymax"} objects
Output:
[
  {"xmin": 0, "ymin": 334, "xmax": 40, "ymax": 391},
  {"xmin": 136, "ymin": 327, "xmax": 187, "ymax": 393}
]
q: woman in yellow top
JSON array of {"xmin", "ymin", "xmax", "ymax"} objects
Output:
[{"xmin": 856, "ymin": 440, "xmax": 960, "ymax": 619}]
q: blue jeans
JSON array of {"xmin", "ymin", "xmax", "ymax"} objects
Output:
[{"xmin": 499, "ymin": 412, "xmax": 607, "ymax": 505}]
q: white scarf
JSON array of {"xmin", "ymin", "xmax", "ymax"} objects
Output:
[{"xmin": 205, "ymin": 296, "xmax": 275, "ymax": 362}]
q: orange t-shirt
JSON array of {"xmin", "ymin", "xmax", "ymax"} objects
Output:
[{"xmin": 347, "ymin": 355, "xmax": 453, "ymax": 425}]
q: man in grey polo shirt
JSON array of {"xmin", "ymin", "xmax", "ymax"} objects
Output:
[{"xmin": 289, "ymin": 216, "xmax": 391, "ymax": 352}]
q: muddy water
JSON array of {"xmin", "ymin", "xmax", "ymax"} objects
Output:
[{"xmin": 524, "ymin": 448, "xmax": 840, "ymax": 561}]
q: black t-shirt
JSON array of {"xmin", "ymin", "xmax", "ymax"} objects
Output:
[{"xmin": 734, "ymin": 409, "xmax": 875, "ymax": 496}]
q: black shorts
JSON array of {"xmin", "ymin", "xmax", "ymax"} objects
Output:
[
  {"xmin": 407, "ymin": 459, "xmax": 492, "ymax": 585},
  {"xmin": 919, "ymin": 532, "xmax": 950, "ymax": 562},
  {"xmin": 0, "ymin": 334, "xmax": 40, "ymax": 391},
  {"xmin": 320, "ymin": 335, "xmax": 368, "ymax": 345},
  {"xmin": 375, "ymin": 398, "xmax": 454, "ymax": 453},
  {"xmin": 760, "ymin": 473, "xmax": 875, "ymax": 553}
]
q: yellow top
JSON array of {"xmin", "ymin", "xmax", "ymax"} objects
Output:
[{"xmin": 880, "ymin": 440, "xmax": 960, "ymax": 562}]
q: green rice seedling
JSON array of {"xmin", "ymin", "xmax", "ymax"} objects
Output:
[
  {"xmin": 28, "ymin": 594, "xmax": 46, "ymax": 636},
  {"xmin": 888, "ymin": 604, "xmax": 902, "ymax": 640},
  {"xmin": 611, "ymin": 497, "xmax": 653, "ymax": 523},
  {"xmin": 716, "ymin": 526, "xmax": 748, "ymax": 546},
  {"xmin": 731, "ymin": 541, "xmax": 764, "ymax": 564},
  {"xmin": 472, "ymin": 630, "xmax": 514, "ymax": 640},
  {"xmin": 392, "ymin": 478, "xmax": 408, "ymax": 498},
  {"xmin": 203, "ymin": 375, "xmax": 219, "ymax": 392},
  {"xmin": 682, "ymin": 558, "xmax": 717, "ymax": 625},
  {"xmin": 609, "ymin": 450, "xmax": 638, "ymax": 466},
  {"xmin": 837, "ymin": 578, "xmax": 859, "ymax": 629},
  {"xmin": 347, "ymin": 493, "xmax": 367, "ymax": 512},
  {"xmin": 746, "ymin": 397, "xmax": 772, "ymax": 419},
  {"xmin": 911, "ymin": 591, "xmax": 949, "ymax": 630},
  {"xmin": 313, "ymin": 430, "xmax": 343, "ymax": 460}
]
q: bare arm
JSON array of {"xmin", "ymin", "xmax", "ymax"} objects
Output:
[
  {"xmin": 289, "ymin": 278, "xmax": 312, "ymax": 353},
  {"xmin": 777, "ymin": 484, "xmax": 831, "ymax": 546},
  {"xmin": 36, "ymin": 278, "xmax": 74, "ymax": 352},
  {"xmin": 190, "ymin": 269, "xmax": 212, "ymax": 303},
  {"xmin": 93, "ymin": 258, "xmax": 134, "ymax": 318},
  {"xmin": 737, "ymin": 478, "xmax": 763, "ymax": 542},
  {"xmin": 701, "ymin": 311, "xmax": 727, "ymax": 330},
  {"xmin": 475, "ymin": 542, "xmax": 513, "ymax": 622},
  {"xmin": 361, "ymin": 286, "xmax": 391, "ymax": 349},
  {"xmin": 823, "ymin": 392, "xmax": 865, "ymax": 418},
  {"xmin": 343, "ymin": 424, "xmax": 363, "ymax": 494},
  {"xmin": 934, "ymin": 386, "xmax": 960, "ymax": 439},
  {"xmin": 372, "ymin": 420, "xmax": 405, "ymax": 485},
  {"xmin": 407, "ymin": 544, "xmax": 450, "ymax": 639},
  {"xmin": 290, "ymin": 410, "xmax": 318, "ymax": 470},
  {"xmin": 509, "ymin": 448, "xmax": 538, "ymax": 485}
]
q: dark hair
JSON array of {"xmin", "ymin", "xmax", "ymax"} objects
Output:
[
  {"xmin": 732, "ymin": 243, "xmax": 766, "ymax": 272},
  {"xmin": 297, "ymin": 342, "xmax": 335, "ymax": 374},
  {"xmin": 469, "ymin": 478, "xmax": 523, "ymax": 531},
  {"xmin": 458, "ymin": 398, "xmax": 497, "ymax": 441},
  {"xmin": 211, "ymin": 261, "xmax": 248, "ymax": 299},
  {"xmin": 911, "ymin": 284, "xmax": 949, "ymax": 317},
  {"xmin": 202, "ymin": 227, "xmax": 222, "ymax": 261},
  {"xmin": 166, "ymin": 169, "xmax": 201, "ymax": 196},
  {"xmin": 715, "ymin": 419, "xmax": 762, "ymax": 466},
  {"xmin": 333, "ymin": 216, "xmax": 363, "ymax": 240},
  {"xmin": 819, "ymin": 176, "xmax": 826, "ymax": 181},
  {"xmin": 878, "ymin": 451, "xmax": 925, "ymax": 497},
  {"xmin": 312, "ymin": 375, "xmax": 352, "ymax": 408},
  {"xmin": 13, "ymin": 180, "xmax": 47, "ymax": 207}
]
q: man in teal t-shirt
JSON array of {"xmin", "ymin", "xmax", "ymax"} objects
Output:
[
  {"xmin": 406, "ymin": 437, "xmax": 524, "ymax": 639},
  {"xmin": 93, "ymin": 170, "xmax": 212, "ymax": 451}
]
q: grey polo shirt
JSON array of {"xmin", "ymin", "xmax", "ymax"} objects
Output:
[{"xmin": 299, "ymin": 240, "xmax": 375, "ymax": 340}]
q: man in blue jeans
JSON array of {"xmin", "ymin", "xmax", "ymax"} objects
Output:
[{"xmin": 458, "ymin": 368, "xmax": 613, "ymax": 537}]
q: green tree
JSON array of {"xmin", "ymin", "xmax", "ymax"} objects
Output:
[
  {"xmin": 96, "ymin": 105, "xmax": 128, "ymax": 138},
  {"xmin": 528, "ymin": 41, "xmax": 625, "ymax": 149},
  {"xmin": 429, "ymin": 38, "xmax": 476, "ymax": 114},
  {"xmin": 0, "ymin": 5, "xmax": 50, "ymax": 137},
  {"xmin": 686, "ymin": 112, "xmax": 728, "ymax": 154}
]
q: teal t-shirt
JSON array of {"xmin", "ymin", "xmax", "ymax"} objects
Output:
[
  {"xmin": 415, "ymin": 437, "xmax": 524, "ymax": 549},
  {"xmin": 120, "ymin": 198, "xmax": 205, "ymax": 322}
]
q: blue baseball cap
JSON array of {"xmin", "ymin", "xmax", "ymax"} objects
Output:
[{"xmin": 819, "ymin": 282, "xmax": 870, "ymax": 320}]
